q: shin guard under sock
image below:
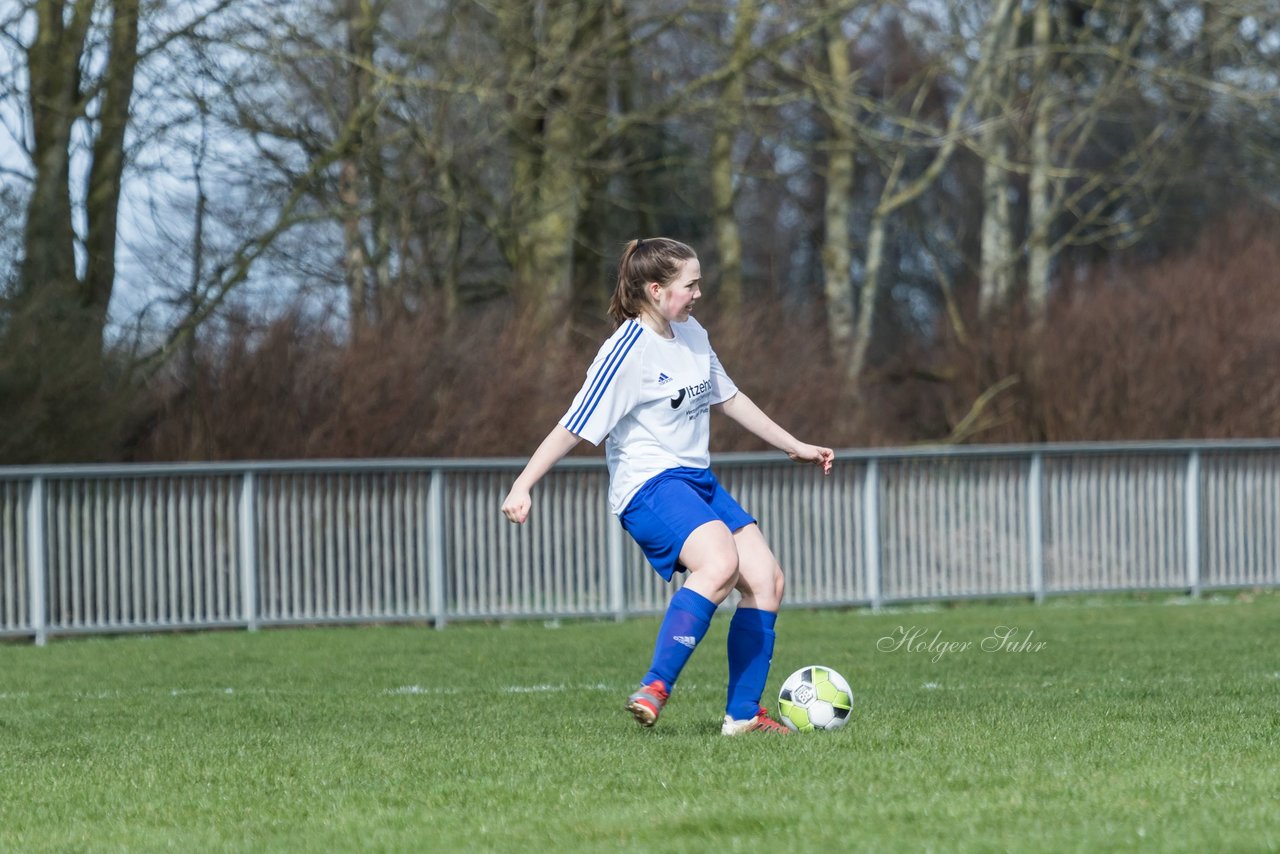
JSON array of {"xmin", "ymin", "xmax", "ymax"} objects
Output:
[
  {"xmin": 641, "ymin": 587, "xmax": 717, "ymax": 689},
  {"xmin": 725, "ymin": 607, "xmax": 778, "ymax": 720}
]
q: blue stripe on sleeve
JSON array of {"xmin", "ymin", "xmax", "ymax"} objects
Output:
[{"xmin": 566, "ymin": 321, "xmax": 643, "ymax": 434}]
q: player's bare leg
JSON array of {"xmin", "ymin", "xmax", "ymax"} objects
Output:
[
  {"xmin": 679, "ymin": 520, "xmax": 741, "ymax": 603},
  {"xmin": 731, "ymin": 523, "xmax": 784, "ymax": 611},
  {"xmin": 627, "ymin": 522, "xmax": 739, "ymax": 727},
  {"xmin": 721, "ymin": 523, "xmax": 790, "ymax": 735}
]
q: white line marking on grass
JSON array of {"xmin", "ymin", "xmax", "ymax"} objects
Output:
[
  {"xmin": 75, "ymin": 691, "xmax": 121, "ymax": 700},
  {"xmin": 502, "ymin": 682, "xmax": 617, "ymax": 694},
  {"xmin": 384, "ymin": 681, "xmax": 727, "ymax": 697},
  {"xmin": 857, "ymin": 604, "xmax": 942, "ymax": 615},
  {"xmin": 386, "ymin": 683, "xmax": 618, "ymax": 696},
  {"xmin": 386, "ymin": 685, "xmax": 460, "ymax": 696},
  {"xmin": 166, "ymin": 687, "xmax": 238, "ymax": 697}
]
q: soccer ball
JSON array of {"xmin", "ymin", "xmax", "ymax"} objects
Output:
[{"xmin": 778, "ymin": 665, "xmax": 853, "ymax": 732}]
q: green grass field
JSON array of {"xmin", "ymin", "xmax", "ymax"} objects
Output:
[{"xmin": 2, "ymin": 592, "xmax": 1277, "ymax": 852}]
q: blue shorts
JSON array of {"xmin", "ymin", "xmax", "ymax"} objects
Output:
[{"xmin": 619, "ymin": 467, "xmax": 756, "ymax": 582}]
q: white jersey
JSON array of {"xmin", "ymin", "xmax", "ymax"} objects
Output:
[{"xmin": 560, "ymin": 316, "xmax": 738, "ymax": 514}]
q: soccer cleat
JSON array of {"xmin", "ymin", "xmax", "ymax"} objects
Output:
[
  {"xmin": 720, "ymin": 707, "xmax": 793, "ymax": 735},
  {"xmin": 626, "ymin": 680, "xmax": 670, "ymax": 727}
]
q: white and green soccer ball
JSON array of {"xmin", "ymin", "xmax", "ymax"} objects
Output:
[{"xmin": 778, "ymin": 665, "xmax": 854, "ymax": 732}]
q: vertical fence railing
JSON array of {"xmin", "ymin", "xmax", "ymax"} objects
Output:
[
  {"xmin": 862, "ymin": 460, "xmax": 881, "ymax": 609},
  {"xmin": 1027, "ymin": 453, "xmax": 1045, "ymax": 603},
  {"xmin": 28, "ymin": 477, "xmax": 45, "ymax": 646},
  {"xmin": 1200, "ymin": 451, "xmax": 1280, "ymax": 588},
  {"xmin": 0, "ymin": 480, "xmax": 27, "ymax": 637},
  {"xmin": 2, "ymin": 442, "xmax": 1280, "ymax": 643},
  {"xmin": 240, "ymin": 473, "xmax": 258, "ymax": 631},
  {"xmin": 1185, "ymin": 451, "xmax": 1201, "ymax": 597},
  {"xmin": 427, "ymin": 468, "xmax": 446, "ymax": 629}
]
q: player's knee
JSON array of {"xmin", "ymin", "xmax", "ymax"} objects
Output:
[
  {"xmin": 757, "ymin": 564, "xmax": 784, "ymax": 610},
  {"xmin": 702, "ymin": 552, "xmax": 740, "ymax": 596}
]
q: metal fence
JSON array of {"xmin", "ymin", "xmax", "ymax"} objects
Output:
[{"xmin": 2, "ymin": 441, "xmax": 1278, "ymax": 645}]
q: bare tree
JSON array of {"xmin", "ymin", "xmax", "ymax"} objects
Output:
[
  {"xmin": 814, "ymin": 1, "xmax": 860, "ymax": 354},
  {"xmin": 17, "ymin": 0, "xmax": 136, "ymax": 354},
  {"xmin": 496, "ymin": 0, "xmax": 613, "ymax": 330},
  {"xmin": 337, "ymin": 0, "xmax": 380, "ymax": 331},
  {"xmin": 976, "ymin": 0, "xmax": 1021, "ymax": 320},
  {"xmin": 707, "ymin": 0, "xmax": 758, "ymax": 315},
  {"xmin": 844, "ymin": 0, "xmax": 1020, "ymax": 383},
  {"xmin": 1, "ymin": 0, "xmax": 241, "ymax": 461}
]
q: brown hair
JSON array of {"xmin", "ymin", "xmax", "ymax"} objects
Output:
[{"xmin": 607, "ymin": 237, "xmax": 697, "ymax": 325}]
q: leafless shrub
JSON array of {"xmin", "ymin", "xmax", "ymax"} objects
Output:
[
  {"xmin": 923, "ymin": 209, "xmax": 1280, "ymax": 444},
  {"xmin": 130, "ymin": 209, "xmax": 1280, "ymax": 462}
]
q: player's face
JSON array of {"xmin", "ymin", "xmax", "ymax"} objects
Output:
[{"xmin": 656, "ymin": 258, "xmax": 702, "ymax": 323}]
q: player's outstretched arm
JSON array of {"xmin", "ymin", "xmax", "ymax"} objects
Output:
[
  {"xmin": 501, "ymin": 425, "xmax": 582, "ymax": 524},
  {"xmin": 715, "ymin": 392, "xmax": 834, "ymax": 475}
]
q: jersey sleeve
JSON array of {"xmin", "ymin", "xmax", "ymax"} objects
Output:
[
  {"xmin": 559, "ymin": 323, "xmax": 645, "ymax": 445},
  {"xmin": 709, "ymin": 347, "xmax": 738, "ymax": 404}
]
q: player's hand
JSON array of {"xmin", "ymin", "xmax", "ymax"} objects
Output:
[
  {"xmin": 787, "ymin": 444, "xmax": 835, "ymax": 475},
  {"xmin": 501, "ymin": 486, "xmax": 532, "ymax": 524}
]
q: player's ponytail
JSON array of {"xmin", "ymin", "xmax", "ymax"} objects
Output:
[{"xmin": 608, "ymin": 237, "xmax": 697, "ymax": 325}]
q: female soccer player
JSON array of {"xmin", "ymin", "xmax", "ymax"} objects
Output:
[{"xmin": 501, "ymin": 237, "xmax": 834, "ymax": 735}]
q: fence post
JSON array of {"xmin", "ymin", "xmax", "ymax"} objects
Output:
[
  {"xmin": 1185, "ymin": 451, "xmax": 1201, "ymax": 596},
  {"xmin": 1028, "ymin": 453, "xmax": 1045, "ymax": 603},
  {"xmin": 863, "ymin": 460, "xmax": 881, "ymax": 609},
  {"xmin": 607, "ymin": 513, "xmax": 626, "ymax": 622},
  {"xmin": 27, "ymin": 477, "xmax": 46, "ymax": 647},
  {"xmin": 240, "ymin": 472, "xmax": 258, "ymax": 632},
  {"xmin": 427, "ymin": 468, "xmax": 446, "ymax": 629}
]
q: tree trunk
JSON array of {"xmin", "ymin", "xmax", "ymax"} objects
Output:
[
  {"xmin": 83, "ymin": 0, "xmax": 140, "ymax": 353},
  {"xmin": 977, "ymin": 0, "xmax": 1018, "ymax": 320},
  {"xmin": 339, "ymin": 0, "xmax": 377, "ymax": 332},
  {"xmin": 818, "ymin": 6, "xmax": 857, "ymax": 356},
  {"xmin": 339, "ymin": 156, "xmax": 369, "ymax": 330},
  {"xmin": 978, "ymin": 140, "xmax": 1013, "ymax": 320},
  {"xmin": 708, "ymin": 0, "xmax": 757, "ymax": 315},
  {"xmin": 503, "ymin": 1, "xmax": 592, "ymax": 330},
  {"xmin": 438, "ymin": 165, "xmax": 463, "ymax": 319},
  {"xmin": 1026, "ymin": 0, "xmax": 1055, "ymax": 323},
  {"xmin": 847, "ymin": 209, "xmax": 884, "ymax": 384},
  {"xmin": 6, "ymin": 0, "xmax": 139, "ymax": 461},
  {"xmin": 356, "ymin": 0, "xmax": 393, "ymax": 321},
  {"xmin": 521, "ymin": 95, "xmax": 580, "ymax": 328},
  {"xmin": 22, "ymin": 0, "xmax": 137, "ymax": 352},
  {"xmin": 611, "ymin": 2, "xmax": 656, "ymax": 238},
  {"xmin": 20, "ymin": 0, "xmax": 95, "ymax": 307},
  {"xmin": 846, "ymin": 0, "xmax": 1019, "ymax": 385},
  {"xmin": 570, "ymin": 0, "xmax": 610, "ymax": 324}
]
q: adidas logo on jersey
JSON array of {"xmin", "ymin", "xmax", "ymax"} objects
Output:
[
  {"xmin": 657, "ymin": 372, "xmax": 673, "ymax": 385},
  {"xmin": 673, "ymin": 635, "xmax": 698, "ymax": 649}
]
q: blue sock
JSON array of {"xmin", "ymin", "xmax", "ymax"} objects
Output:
[
  {"xmin": 641, "ymin": 588, "xmax": 717, "ymax": 689},
  {"xmin": 725, "ymin": 607, "xmax": 778, "ymax": 720}
]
